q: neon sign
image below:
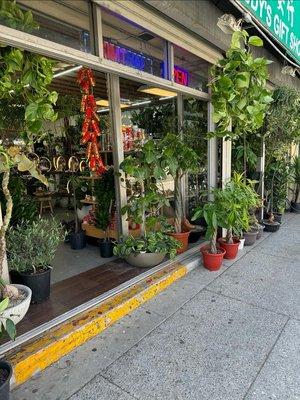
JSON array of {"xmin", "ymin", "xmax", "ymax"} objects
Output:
[{"xmin": 104, "ymin": 40, "xmax": 189, "ymax": 86}]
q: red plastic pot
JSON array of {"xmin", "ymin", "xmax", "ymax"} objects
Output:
[
  {"xmin": 218, "ymin": 238, "xmax": 240, "ymax": 260},
  {"xmin": 200, "ymin": 245, "xmax": 226, "ymax": 271},
  {"xmin": 168, "ymin": 231, "xmax": 190, "ymax": 254}
]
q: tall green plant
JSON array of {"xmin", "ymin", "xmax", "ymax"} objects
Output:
[
  {"xmin": 120, "ymin": 139, "xmax": 170, "ymax": 236},
  {"xmin": 158, "ymin": 133, "xmax": 199, "ymax": 233},
  {"xmin": 209, "ymin": 30, "xmax": 272, "ymax": 140},
  {"xmin": 0, "ymin": 1, "xmax": 58, "ymax": 292},
  {"xmin": 94, "ymin": 168, "xmax": 115, "ymax": 238}
]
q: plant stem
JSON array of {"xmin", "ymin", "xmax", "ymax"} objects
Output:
[
  {"xmin": 226, "ymin": 227, "xmax": 233, "ymax": 244},
  {"xmin": 174, "ymin": 170, "xmax": 182, "ymax": 234},
  {"xmin": 140, "ymin": 181, "xmax": 145, "ymax": 237},
  {"xmin": 210, "ymin": 230, "xmax": 217, "ymax": 254},
  {"xmin": 0, "ymin": 171, "xmax": 12, "ymax": 282}
]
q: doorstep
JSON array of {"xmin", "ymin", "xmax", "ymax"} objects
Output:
[{"xmin": 4, "ymin": 247, "xmax": 200, "ymax": 388}]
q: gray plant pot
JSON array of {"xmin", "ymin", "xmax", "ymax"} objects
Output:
[
  {"xmin": 125, "ymin": 252, "xmax": 166, "ymax": 268},
  {"xmin": 256, "ymin": 224, "xmax": 265, "ymax": 239},
  {"xmin": 243, "ymin": 230, "xmax": 258, "ymax": 246}
]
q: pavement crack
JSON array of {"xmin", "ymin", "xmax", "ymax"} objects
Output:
[{"xmin": 242, "ymin": 318, "xmax": 291, "ymax": 400}]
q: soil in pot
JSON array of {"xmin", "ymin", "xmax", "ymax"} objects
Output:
[
  {"xmin": 218, "ymin": 238, "xmax": 240, "ymax": 260},
  {"xmin": 70, "ymin": 230, "xmax": 86, "ymax": 250},
  {"xmin": 290, "ymin": 202, "xmax": 300, "ymax": 213},
  {"xmin": 99, "ymin": 240, "xmax": 114, "ymax": 258},
  {"xmin": 125, "ymin": 252, "xmax": 165, "ymax": 268},
  {"xmin": 243, "ymin": 230, "xmax": 258, "ymax": 246},
  {"xmin": 0, "ymin": 361, "xmax": 12, "ymax": 400},
  {"xmin": 263, "ymin": 220, "xmax": 280, "ymax": 232},
  {"xmin": 200, "ymin": 246, "xmax": 226, "ymax": 271},
  {"xmin": 168, "ymin": 231, "xmax": 190, "ymax": 254},
  {"xmin": 16, "ymin": 267, "xmax": 51, "ymax": 304}
]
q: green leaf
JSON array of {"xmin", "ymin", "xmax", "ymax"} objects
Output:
[
  {"xmin": 0, "ymin": 297, "xmax": 9, "ymax": 313},
  {"xmin": 5, "ymin": 318, "xmax": 16, "ymax": 340},
  {"xmin": 248, "ymin": 36, "xmax": 263, "ymax": 47},
  {"xmin": 25, "ymin": 102, "xmax": 39, "ymax": 121}
]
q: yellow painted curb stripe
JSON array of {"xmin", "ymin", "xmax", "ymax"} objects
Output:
[{"xmin": 11, "ymin": 264, "xmax": 188, "ymax": 386}]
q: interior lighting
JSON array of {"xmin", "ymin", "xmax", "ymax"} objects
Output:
[
  {"xmin": 53, "ymin": 65, "xmax": 82, "ymax": 79},
  {"xmin": 138, "ymin": 85, "xmax": 177, "ymax": 97},
  {"xmin": 96, "ymin": 99, "xmax": 130, "ymax": 108}
]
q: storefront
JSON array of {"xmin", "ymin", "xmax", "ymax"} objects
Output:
[{"xmin": 0, "ymin": 0, "xmax": 221, "ymax": 357}]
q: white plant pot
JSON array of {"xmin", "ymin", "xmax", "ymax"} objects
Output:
[
  {"xmin": 0, "ymin": 284, "xmax": 32, "ymax": 326},
  {"xmin": 238, "ymin": 238, "xmax": 245, "ymax": 250}
]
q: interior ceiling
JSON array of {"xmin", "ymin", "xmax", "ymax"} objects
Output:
[{"xmin": 50, "ymin": 68, "xmax": 154, "ymax": 102}]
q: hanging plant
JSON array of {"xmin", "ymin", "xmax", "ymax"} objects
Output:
[{"xmin": 209, "ymin": 30, "xmax": 273, "ymax": 139}]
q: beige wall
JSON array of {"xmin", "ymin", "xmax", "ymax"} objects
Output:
[{"xmin": 144, "ymin": 0, "xmax": 300, "ymax": 89}]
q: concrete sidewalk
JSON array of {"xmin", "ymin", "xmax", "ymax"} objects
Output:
[{"xmin": 12, "ymin": 213, "xmax": 300, "ymax": 400}]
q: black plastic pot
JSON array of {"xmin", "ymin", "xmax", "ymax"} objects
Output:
[
  {"xmin": 0, "ymin": 361, "xmax": 12, "ymax": 400},
  {"xmin": 70, "ymin": 231, "xmax": 86, "ymax": 250},
  {"xmin": 18, "ymin": 268, "xmax": 51, "ymax": 304},
  {"xmin": 243, "ymin": 230, "xmax": 258, "ymax": 246},
  {"xmin": 99, "ymin": 240, "xmax": 114, "ymax": 258},
  {"xmin": 188, "ymin": 230, "xmax": 202, "ymax": 244},
  {"xmin": 263, "ymin": 220, "xmax": 280, "ymax": 232},
  {"xmin": 291, "ymin": 202, "xmax": 300, "ymax": 213},
  {"xmin": 274, "ymin": 213, "xmax": 283, "ymax": 224}
]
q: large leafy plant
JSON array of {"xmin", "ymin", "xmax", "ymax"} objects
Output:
[
  {"xmin": 158, "ymin": 133, "xmax": 199, "ymax": 233},
  {"xmin": 291, "ymin": 155, "xmax": 300, "ymax": 204},
  {"xmin": 120, "ymin": 139, "xmax": 170, "ymax": 236},
  {"xmin": 209, "ymin": 30, "xmax": 272, "ymax": 140},
  {"xmin": 264, "ymin": 87, "xmax": 300, "ymax": 158},
  {"xmin": 0, "ymin": 1, "xmax": 58, "ymax": 296}
]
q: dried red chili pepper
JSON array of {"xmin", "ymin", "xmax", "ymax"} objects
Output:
[{"xmin": 90, "ymin": 119, "xmax": 100, "ymax": 136}]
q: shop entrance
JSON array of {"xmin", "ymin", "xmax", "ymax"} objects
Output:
[{"xmin": 0, "ymin": 60, "xmax": 208, "ymax": 348}]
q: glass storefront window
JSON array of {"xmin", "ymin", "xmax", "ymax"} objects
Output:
[
  {"xmin": 0, "ymin": 0, "xmax": 93, "ymax": 53},
  {"xmin": 173, "ymin": 45, "xmax": 210, "ymax": 92},
  {"xmin": 182, "ymin": 96, "xmax": 208, "ymax": 218},
  {"xmin": 101, "ymin": 8, "xmax": 167, "ymax": 78}
]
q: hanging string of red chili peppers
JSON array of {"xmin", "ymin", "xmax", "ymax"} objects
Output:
[{"xmin": 77, "ymin": 67, "xmax": 106, "ymax": 175}]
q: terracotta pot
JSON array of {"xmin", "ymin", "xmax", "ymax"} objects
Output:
[
  {"xmin": 200, "ymin": 245, "xmax": 226, "ymax": 271},
  {"xmin": 218, "ymin": 238, "xmax": 240, "ymax": 260},
  {"xmin": 168, "ymin": 231, "xmax": 190, "ymax": 254}
]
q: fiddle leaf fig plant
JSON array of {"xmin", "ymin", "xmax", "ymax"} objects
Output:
[
  {"xmin": 209, "ymin": 29, "xmax": 273, "ymax": 139},
  {"xmin": 0, "ymin": 0, "xmax": 58, "ymax": 300}
]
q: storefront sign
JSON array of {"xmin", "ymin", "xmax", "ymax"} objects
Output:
[
  {"xmin": 104, "ymin": 40, "xmax": 189, "ymax": 86},
  {"xmin": 238, "ymin": 0, "xmax": 300, "ymax": 64}
]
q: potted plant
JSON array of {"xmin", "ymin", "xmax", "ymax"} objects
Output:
[
  {"xmin": 215, "ymin": 180, "xmax": 247, "ymax": 259},
  {"xmin": 291, "ymin": 155, "xmax": 300, "ymax": 213},
  {"xmin": 264, "ymin": 165, "xmax": 281, "ymax": 232},
  {"xmin": 94, "ymin": 168, "xmax": 115, "ymax": 258},
  {"xmin": 192, "ymin": 196, "xmax": 226, "ymax": 271},
  {"xmin": 159, "ymin": 133, "xmax": 199, "ymax": 253},
  {"xmin": 0, "ymin": 295, "xmax": 19, "ymax": 400},
  {"xmin": 114, "ymin": 139, "xmax": 179, "ymax": 267},
  {"xmin": 67, "ymin": 176, "xmax": 87, "ymax": 250},
  {"xmin": 7, "ymin": 218, "xmax": 65, "ymax": 304},
  {"xmin": 113, "ymin": 232, "xmax": 181, "ymax": 267}
]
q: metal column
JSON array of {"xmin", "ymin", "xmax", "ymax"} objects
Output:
[
  {"xmin": 257, "ymin": 139, "xmax": 265, "ymax": 221},
  {"xmin": 222, "ymin": 137, "xmax": 232, "ymax": 188},
  {"xmin": 107, "ymin": 73, "xmax": 128, "ymax": 238}
]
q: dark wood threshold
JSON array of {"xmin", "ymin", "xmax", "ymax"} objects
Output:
[{"xmin": 0, "ymin": 259, "xmax": 149, "ymax": 345}]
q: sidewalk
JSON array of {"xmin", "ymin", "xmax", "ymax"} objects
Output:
[{"xmin": 12, "ymin": 213, "xmax": 300, "ymax": 400}]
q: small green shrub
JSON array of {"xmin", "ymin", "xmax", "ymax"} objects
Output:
[
  {"xmin": 113, "ymin": 232, "xmax": 181, "ymax": 259},
  {"xmin": 6, "ymin": 218, "xmax": 65, "ymax": 273}
]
